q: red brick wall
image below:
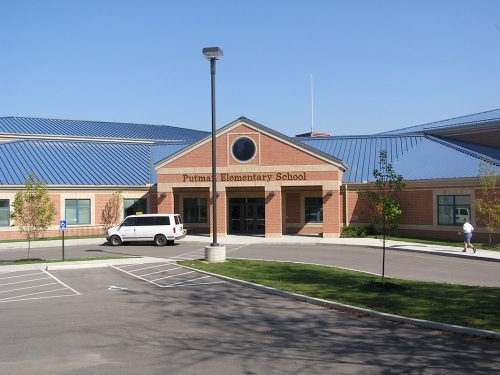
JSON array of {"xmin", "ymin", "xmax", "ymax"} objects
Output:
[
  {"xmin": 265, "ymin": 190, "xmax": 282, "ymax": 235},
  {"xmin": 164, "ymin": 124, "xmax": 337, "ymax": 170},
  {"xmin": 286, "ymin": 193, "xmax": 300, "ymax": 223},
  {"xmin": 399, "ymin": 189, "xmax": 433, "ymax": 225}
]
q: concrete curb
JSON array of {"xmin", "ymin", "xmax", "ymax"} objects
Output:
[
  {"xmin": 176, "ymin": 263, "xmax": 500, "ymax": 340},
  {"xmin": 45, "ymin": 263, "xmax": 109, "ymax": 270}
]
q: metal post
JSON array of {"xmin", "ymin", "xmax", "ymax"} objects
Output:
[
  {"xmin": 210, "ymin": 58, "xmax": 218, "ymax": 247},
  {"xmin": 203, "ymin": 46, "xmax": 225, "ymax": 262}
]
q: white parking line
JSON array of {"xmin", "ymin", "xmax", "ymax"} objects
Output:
[
  {"xmin": 141, "ymin": 266, "xmax": 183, "ymax": 277},
  {"xmin": 125, "ymin": 264, "xmax": 170, "ymax": 273},
  {"xmin": 42, "ymin": 269, "xmax": 81, "ymax": 295},
  {"xmin": 111, "ymin": 262, "xmax": 226, "ymax": 288},
  {"xmin": 110, "ymin": 264, "xmax": 165, "ymax": 287},
  {"xmin": 0, "ymin": 282, "xmax": 59, "ymax": 294},
  {"xmin": 169, "ymin": 243, "xmax": 250, "ymax": 260},
  {"xmin": 0, "ymin": 287, "xmax": 69, "ymax": 302},
  {"xmin": 0, "ymin": 268, "xmax": 81, "ymax": 303},
  {"xmin": 0, "ymin": 271, "xmax": 42, "ymax": 280},
  {"xmin": 150, "ymin": 270, "xmax": 195, "ymax": 282},
  {"xmin": 0, "ymin": 276, "xmax": 52, "ymax": 287}
]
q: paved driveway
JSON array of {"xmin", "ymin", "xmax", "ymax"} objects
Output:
[{"xmin": 1, "ymin": 264, "xmax": 499, "ymax": 375}]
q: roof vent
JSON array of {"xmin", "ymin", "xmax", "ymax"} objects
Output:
[{"xmin": 295, "ymin": 131, "xmax": 331, "ymax": 137}]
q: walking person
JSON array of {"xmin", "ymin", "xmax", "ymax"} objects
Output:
[{"xmin": 461, "ymin": 218, "xmax": 476, "ymax": 253}]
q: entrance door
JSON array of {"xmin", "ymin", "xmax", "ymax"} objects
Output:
[{"xmin": 229, "ymin": 198, "xmax": 265, "ymax": 234}]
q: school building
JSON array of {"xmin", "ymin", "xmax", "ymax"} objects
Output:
[{"xmin": 0, "ymin": 109, "xmax": 499, "ymax": 242}]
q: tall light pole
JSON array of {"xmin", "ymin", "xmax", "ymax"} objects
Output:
[{"xmin": 202, "ymin": 47, "xmax": 223, "ymax": 248}]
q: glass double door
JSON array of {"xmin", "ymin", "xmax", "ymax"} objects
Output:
[{"xmin": 229, "ymin": 198, "xmax": 265, "ymax": 234}]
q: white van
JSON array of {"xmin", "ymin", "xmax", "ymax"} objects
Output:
[{"xmin": 106, "ymin": 214, "xmax": 185, "ymax": 246}]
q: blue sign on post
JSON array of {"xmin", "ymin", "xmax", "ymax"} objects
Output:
[
  {"xmin": 59, "ymin": 220, "xmax": 67, "ymax": 231},
  {"xmin": 59, "ymin": 220, "xmax": 67, "ymax": 261}
]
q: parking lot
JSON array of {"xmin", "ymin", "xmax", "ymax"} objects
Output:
[
  {"xmin": 111, "ymin": 262, "xmax": 226, "ymax": 288},
  {"xmin": 0, "ymin": 267, "xmax": 80, "ymax": 303},
  {"xmin": 1, "ymin": 253, "xmax": 500, "ymax": 375}
]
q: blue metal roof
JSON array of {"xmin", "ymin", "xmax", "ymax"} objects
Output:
[
  {"xmin": 295, "ymin": 135, "xmax": 498, "ymax": 183},
  {"xmin": 294, "ymin": 135, "xmax": 424, "ymax": 182},
  {"xmin": 430, "ymin": 136, "xmax": 500, "ymax": 162},
  {"xmin": 0, "ymin": 140, "xmax": 191, "ymax": 185},
  {"xmin": 379, "ymin": 108, "xmax": 500, "ymax": 135},
  {"xmin": 0, "ymin": 117, "xmax": 209, "ymax": 143},
  {"xmin": 1, "ymin": 115, "xmax": 497, "ymax": 186}
]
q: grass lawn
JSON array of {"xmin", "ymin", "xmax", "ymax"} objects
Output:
[{"xmin": 178, "ymin": 259, "xmax": 500, "ymax": 334}]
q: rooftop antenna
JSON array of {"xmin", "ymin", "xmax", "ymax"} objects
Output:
[{"xmin": 311, "ymin": 73, "xmax": 314, "ymax": 133}]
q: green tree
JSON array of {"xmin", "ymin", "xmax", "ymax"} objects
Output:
[
  {"xmin": 10, "ymin": 173, "xmax": 56, "ymax": 259},
  {"xmin": 101, "ymin": 189, "xmax": 122, "ymax": 233},
  {"xmin": 358, "ymin": 150, "xmax": 405, "ymax": 283},
  {"xmin": 475, "ymin": 161, "xmax": 500, "ymax": 244}
]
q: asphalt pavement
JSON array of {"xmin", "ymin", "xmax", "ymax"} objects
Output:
[
  {"xmin": 1, "ymin": 233, "xmax": 499, "ymax": 262},
  {"xmin": 2, "ymin": 234, "xmax": 500, "ymax": 340}
]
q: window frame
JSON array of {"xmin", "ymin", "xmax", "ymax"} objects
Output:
[
  {"xmin": 183, "ymin": 198, "xmax": 208, "ymax": 224},
  {"xmin": 0, "ymin": 199, "xmax": 10, "ymax": 227},
  {"xmin": 123, "ymin": 198, "xmax": 147, "ymax": 218},
  {"xmin": 305, "ymin": 197, "xmax": 323, "ymax": 223},
  {"xmin": 437, "ymin": 195, "xmax": 471, "ymax": 226},
  {"xmin": 65, "ymin": 199, "xmax": 91, "ymax": 225}
]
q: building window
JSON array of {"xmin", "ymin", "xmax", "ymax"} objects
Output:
[
  {"xmin": 437, "ymin": 195, "xmax": 471, "ymax": 226},
  {"xmin": 183, "ymin": 198, "xmax": 207, "ymax": 223},
  {"xmin": 305, "ymin": 197, "xmax": 323, "ymax": 223},
  {"xmin": 65, "ymin": 199, "xmax": 91, "ymax": 225},
  {"xmin": 231, "ymin": 137, "xmax": 256, "ymax": 163},
  {"xmin": 124, "ymin": 198, "xmax": 147, "ymax": 217},
  {"xmin": 0, "ymin": 199, "xmax": 9, "ymax": 227}
]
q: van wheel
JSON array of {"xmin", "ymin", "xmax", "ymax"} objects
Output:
[
  {"xmin": 167, "ymin": 240, "xmax": 174, "ymax": 245},
  {"xmin": 109, "ymin": 235, "xmax": 122, "ymax": 246},
  {"xmin": 154, "ymin": 234, "xmax": 167, "ymax": 247}
]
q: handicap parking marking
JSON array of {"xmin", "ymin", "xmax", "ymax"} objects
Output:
[
  {"xmin": 110, "ymin": 262, "xmax": 226, "ymax": 288},
  {"xmin": 0, "ymin": 268, "xmax": 80, "ymax": 303}
]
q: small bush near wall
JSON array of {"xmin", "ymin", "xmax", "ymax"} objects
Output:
[{"xmin": 341, "ymin": 225, "xmax": 367, "ymax": 238}]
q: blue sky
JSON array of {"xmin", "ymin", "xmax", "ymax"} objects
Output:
[{"xmin": 1, "ymin": 0, "xmax": 499, "ymax": 136}]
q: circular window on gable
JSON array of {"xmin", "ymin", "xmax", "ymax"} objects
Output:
[{"xmin": 231, "ymin": 137, "xmax": 256, "ymax": 163}]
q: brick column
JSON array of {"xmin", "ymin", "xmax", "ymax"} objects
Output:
[
  {"xmin": 265, "ymin": 189, "xmax": 282, "ymax": 238},
  {"xmin": 157, "ymin": 189, "xmax": 174, "ymax": 214},
  {"xmin": 216, "ymin": 188, "xmax": 227, "ymax": 238},
  {"xmin": 209, "ymin": 187, "xmax": 227, "ymax": 239},
  {"xmin": 322, "ymin": 188, "xmax": 340, "ymax": 238}
]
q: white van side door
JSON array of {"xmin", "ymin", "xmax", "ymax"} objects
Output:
[
  {"xmin": 135, "ymin": 216, "xmax": 157, "ymax": 241},
  {"xmin": 118, "ymin": 217, "xmax": 137, "ymax": 241}
]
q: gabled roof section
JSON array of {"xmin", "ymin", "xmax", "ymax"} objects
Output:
[
  {"xmin": 295, "ymin": 134, "xmax": 496, "ymax": 183},
  {"xmin": 0, "ymin": 139, "xmax": 190, "ymax": 186},
  {"xmin": 0, "ymin": 117, "xmax": 209, "ymax": 143},
  {"xmin": 379, "ymin": 108, "xmax": 500, "ymax": 135},
  {"xmin": 294, "ymin": 135, "xmax": 424, "ymax": 183},
  {"xmin": 391, "ymin": 137, "xmax": 495, "ymax": 181},
  {"xmin": 155, "ymin": 117, "xmax": 348, "ymax": 170},
  {"xmin": 428, "ymin": 136, "xmax": 500, "ymax": 163}
]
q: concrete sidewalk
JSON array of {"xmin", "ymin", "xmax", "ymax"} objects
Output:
[{"xmin": 1, "ymin": 233, "xmax": 499, "ymax": 262}]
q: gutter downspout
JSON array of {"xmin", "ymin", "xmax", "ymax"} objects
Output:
[{"xmin": 344, "ymin": 184, "xmax": 349, "ymax": 227}]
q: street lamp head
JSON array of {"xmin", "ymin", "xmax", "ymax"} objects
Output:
[{"xmin": 202, "ymin": 47, "xmax": 223, "ymax": 60}]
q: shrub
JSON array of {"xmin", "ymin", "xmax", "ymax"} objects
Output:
[{"xmin": 342, "ymin": 225, "xmax": 366, "ymax": 238}]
